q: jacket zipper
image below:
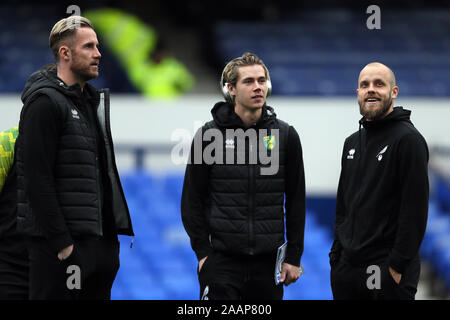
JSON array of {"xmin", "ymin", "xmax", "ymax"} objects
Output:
[
  {"xmin": 78, "ymin": 95, "xmax": 103, "ymax": 237},
  {"xmin": 248, "ymin": 140, "xmax": 255, "ymax": 255},
  {"xmin": 95, "ymin": 156, "xmax": 103, "ymax": 236},
  {"xmin": 350, "ymin": 124, "xmax": 365, "ymax": 245},
  {"xmin": 86, "ymin": 95, "xmax": 103, "ymax": 237}
]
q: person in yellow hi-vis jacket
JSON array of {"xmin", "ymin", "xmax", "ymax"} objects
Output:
[
  {"xmin": 84, "ymin": 8, "xmax": 195, "ymax": 98},
  {"xmin": 0, "ymin": 126, "xmax": 18, "ymax": 193},
  {"xmin": 0, "ymin": 126, "xmax": 29, "ymax": 300}
]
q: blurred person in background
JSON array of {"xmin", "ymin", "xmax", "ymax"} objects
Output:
[
  {"xmin": 181, "ymin": 52, "xmax": 306, "ymax": 300},
  {"xmin": 0, "ymin": 127, "xmax": 28, "ymax": 299},
  {"xmin": 84, "ymin": 8, "xmax": 194, "ymax": 99},
  {"xmin": 329, "ymin": 62, "xmax": 429, "ymax": 300},
  {"xmin": 16, "ymin": 15, "xmax": 133, "ymax": 300}
]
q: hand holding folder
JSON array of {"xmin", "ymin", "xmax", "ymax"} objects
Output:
[{"xmin": 275, "ymin": 242, "xmax": 305, "ymax": 285}]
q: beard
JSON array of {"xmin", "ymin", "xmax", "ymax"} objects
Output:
[
  {"xmin": 359, "ymin": 95, "xmax": 393, "ymax": 121},
  {"xmin": 70, "ymin": 54, "xmax": 99, "ymax": 82}
]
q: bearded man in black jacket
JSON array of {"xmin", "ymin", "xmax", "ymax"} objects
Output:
[
  {"xmin": 330, "ymin": 62, "xmax": 429, "ymax": 300},
  {"xmin": 181, "ymin": 52, "xmax": 306, "ymax": 300},
  {"xmin": 16, "ymin": 16, "xmax": 133, "ymax": 300}
]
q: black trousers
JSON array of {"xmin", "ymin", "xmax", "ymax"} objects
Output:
[
  {"xmin": 198, "ymin": 250, "xmax": 283, "ymax": 300},
  {"xmin": 27, "ymin": 235, "xmax": 120, "ymax": 300},
  {"xmin": 330, "ymin": 255, "xmax": 421, "ymax": 300},
  {"xmin": 0, "ymin": 236, "xmax": 29, "ymax": 300}
]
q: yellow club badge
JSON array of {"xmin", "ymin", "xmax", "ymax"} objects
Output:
[{"xmin": 263, "ymin": 135, "xmax": 276, "ymax": 150}]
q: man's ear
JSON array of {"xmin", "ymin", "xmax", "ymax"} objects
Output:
[
  {"xmin": 391, "ymin": 85, "xmax": 399, "ymax": 99},
  {"xmin": 58, "ymin": 45, "xmax": 71, "ymax": 62},
  {"xmin": 227, "ymin": 83, "xmax": 235, "ymax": 97}
]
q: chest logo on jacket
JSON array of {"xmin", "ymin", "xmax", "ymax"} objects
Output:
[
  {"xmin": 263, "ymin": 135, "xmax": 276, "ymax": 150},
  {"xmin": 376, "ymin": 145, "xmax": 389, "ymax": 161},
  {"xmin": 191, "ymin": 128, "xmax": 280, "ymax": 175},
  {"xmin": 347, "ymin": 149, "xmax": 356, "ymax": 160},
  {"xmin": 71, "ymin": 109, "xmax": 80, "ymax": 120}
]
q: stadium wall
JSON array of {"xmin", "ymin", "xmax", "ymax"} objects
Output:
[{"xmin": 1, "ymin": 94, "xmax": 449, "ymax": 197}]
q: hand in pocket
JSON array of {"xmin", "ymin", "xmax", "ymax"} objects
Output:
[
  {"xmin": 198, "ymin": 256, "xmax": 208, "ymax": 273},
  {"xmin": 58, "ymin": 244, "xmax": 74, "ymax": 261},
  {"xmin": 388, "ymin": 266, "xmax": 402, "ymax": 284}
]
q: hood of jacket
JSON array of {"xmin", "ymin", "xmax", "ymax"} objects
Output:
[
  {"xmin": 211, "ymin": 101, "xmax": 278, "ymax": 129},
  {"xmin": 359, "ymin": 106, "xmax": 412, "ymax": 130},
  {"xmin": 21, "ymin": 68, "xmax": 99, "ymax": 107}
]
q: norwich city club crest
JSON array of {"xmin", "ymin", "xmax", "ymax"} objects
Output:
[{"xmin": 263, "ymin": 135, "xmax": 276, "ymax": 150}]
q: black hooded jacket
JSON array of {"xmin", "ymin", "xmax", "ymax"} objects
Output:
[
  {"xmin": 181, "ymin": 102, "xmax": 305, "ymax": 266},
  {"xmin": 16, "ymin": 69, "xmax": 133, "ymax": 253},
  {"xmin": 330, "ymin": 107, "xmax": 429, "ymax": 273}
]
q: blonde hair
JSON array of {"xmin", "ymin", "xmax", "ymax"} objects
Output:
[
  {"xmin": 221, "ymin": 52, "xmax": 270, "ymax": 87},
  {"xmin": 49, "ymin": 16, "xmax": 94, "ymax": 61}
]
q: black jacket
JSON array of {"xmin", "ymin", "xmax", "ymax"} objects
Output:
[
  {"xmin": 181, "ymin": 102, "xmax": 305, "ymax": 266},
  {"xmin": 330, "ymin": 107, "xmax": 429, "ymax": 273},
  {"xmin": 16, "ymin": 69, "xmax": 133, "ymax": 253},
  {"xmin": 0, "ymin": 163, "xmax": 18, "ymax": 239}
]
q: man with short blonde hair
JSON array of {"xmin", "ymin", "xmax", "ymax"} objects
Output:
[
  {"xmin": 16, "ymin": 16, "xmax": 133, "ymax": 300},
  {"xmin": 49, "ymin": 16, "xmax": 94, "ymax": 61}
]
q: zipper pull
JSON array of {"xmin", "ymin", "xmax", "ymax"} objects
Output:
[{"xmin": 130, "ymin": 236, "xmax": 135, "ymax": 248}]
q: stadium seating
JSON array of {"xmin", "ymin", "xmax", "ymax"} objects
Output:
[
  {"xmin": 0, "ymin": 3, "xmax": 134, "ymax": 94},
  {"xmin": 112, "ymin": 170, "xmax": 334, "ymax": 300},
  {"xmin": 421, "ymin": 198, "xmax": 450, "ymax": 292},
  {"xmin": 114, "ymin": 168, "xmax": 450, "ymax": 299},
  {"xmin": 212, "ymin": 9, "xmax": 450, "ymax": 96},
  {"xmin": 2, "ymin": 5, "xmax": 449, "ymax": 96},
  {"xmin": 435, "ymin": 176, "xmax": 450, "ymax": 212}
]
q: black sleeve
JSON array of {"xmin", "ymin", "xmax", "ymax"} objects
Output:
[
  {"xmin": 181, "ymin": 127, "xmax": 212, "ymax": 261},
  {"xmin": 0, "ymin": 163, "xmax": 18, "ymax": 238},
  {"xmin": 388, "ymin": 133, "xmax": 429, "ymax": 273},
  {"xmin": 284, "ymin": 126, "xmax": 306, "ymax": 267},
  {"xmin": 329, "ymin": 140, "xmax": 347, "ymax": 264},
  {"xmin": 22, "ymin": 94, "xmax": 73, "ymax": 253}
]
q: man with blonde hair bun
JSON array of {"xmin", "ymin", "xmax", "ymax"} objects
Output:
[{"xmin": 16, "ymin": 15, "xmax": 133, "ymax": 300}]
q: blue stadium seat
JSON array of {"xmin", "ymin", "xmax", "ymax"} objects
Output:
[
  {"xmin": 421, "ymin": 212, "xmax": 450, "ymax": 261},
  {"xmin": 436, "ymin": 177, "xmax": 450, "ymax": 212},
  {"xmin": 112, "ymin": 171, "xmax": 338, "ymax": 299},
  {"xmin": 0, "ymin": 4, "xmax": 134, "ymax": 93},
  {"xmin": 212, "ymin": 10, "xmax": 450, "ymax": 97},
  {"xmin": 115, "ymin": 169, "xmax": 450, "ymax": 299}
]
